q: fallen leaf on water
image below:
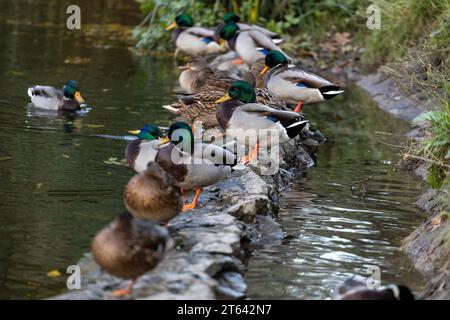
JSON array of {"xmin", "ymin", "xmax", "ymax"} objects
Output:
[
  {"xmin": 82, "ymin": 124, "xmax": 105, "ymax": 129},
  {"xmin": 64, "ymin": 57, "xmax": 91, "ymax": 65},
  {"xmin": 0, "ymin": 156, "xmax": 13, "ymax": 161},
  {"xmin": 11, "ymin": 71, "xmax": 24, "ymax": 76},
  {"xmin": 62, "ymin": 154, "xmax": 70, "ymax": 159},
  {"xmin": 47, "ymin": 270, "xmax": 62, "ymax": 278},
  {"xmin": 103, "ymin": 157, "xmax": 128, "ymax": 166},
  {"xmin": 36, "ymin": 182, "xmax": 43, "ymax": 189}
]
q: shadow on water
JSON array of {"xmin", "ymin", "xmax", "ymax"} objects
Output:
[
  {"xmin": 245, "ymin": 85, "xmax": 427, "ymax": 299},
  {"xmin": 0, "ymin": 0, "xmax": 179, "ymax": 299}
]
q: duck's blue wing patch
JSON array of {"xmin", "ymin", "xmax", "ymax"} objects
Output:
[
  {"xmin": 201, "ymin": 37, "xmax": 213, "ymax": 44},
  {"xmin": 265, "ymin": 115, "xmax": 279, "ymax": 123},
  {"xmin": 257, "ymin": 48, "xmax": 270, "ymax": 55},
  {"xmin": 296, "ymin": 82, "xmax": 308, "ymax": 88}
]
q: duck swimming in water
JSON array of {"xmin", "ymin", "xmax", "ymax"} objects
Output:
[{"xmin": 27, "ymin": 80, "xmax": 86, "ymax": 111}]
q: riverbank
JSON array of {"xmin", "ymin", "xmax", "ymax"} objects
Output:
[
  {"xmin": 53, "ymin": 130, "xmax": 324, "ymax": 299},
  {"xmin": 345, "ymin": 68, "xmax": 449, "ymax": 299}
]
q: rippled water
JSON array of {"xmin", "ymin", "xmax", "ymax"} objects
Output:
[
  {"xmin": 0, "ymin": 0, "xmax": 178, "ymax": 299},
  {"xmin": 246, "ymin": 86, "xmax": 426, "ymax": 299},
  {"xmin": 0, "ymin": 0, "xmax": 426, "ymax": 300}
]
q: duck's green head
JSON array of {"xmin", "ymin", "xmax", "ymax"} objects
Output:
[
  {"xmin": 220, "ymin": 22, "xmax": 239, "ymax": 41},
  {"xmin": 64, "ymin": 80, "xmax": 85, "ymax": 103},
  {"xmin": 223, "ymin": 13, "xmax": 240, "ymax": 23},
  {"xmin": 216, "ymin": 81, "xmax": 256, "ymax": 104},
  {"xmin": 166, "ymin": 12, "xmax": 194, "ymax": 30},
  {"xmin": 129, "ymin": 124, "xmax": 164, "ymax": 140},
  {"xmin": 260, "ymin": 50, "xmax": 289, "ymax": 75},
  {"xmin": 161, "ymin": 122, "xmax": 194, "ymax": 151}
]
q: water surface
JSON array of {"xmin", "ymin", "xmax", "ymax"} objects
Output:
[
  {"xmin": 0, "ymin": 0, "xmax": 178, "ymax": 299},
  {"xmin": 246, "ymin": 86, "xmax": 426, "ymax": 299}
]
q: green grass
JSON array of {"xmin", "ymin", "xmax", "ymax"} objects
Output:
[{"xmin": 362, "ymin": 0, "xmax": 450, "ymax": 66}]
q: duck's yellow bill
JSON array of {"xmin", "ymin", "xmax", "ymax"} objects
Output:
[
  {"xmin": 219, "ymin": 39, "xmax": 226, "ymax": 49},
  {"xmin": 165, "ymin": 22, "xmax": 177, "ymax": 30},
  {"xmin": 128, "ymin": 130, "xmax": 141, "ymax": 135},
  {"xmin": 215, "ymin": 93, "xmax": 231, "ymax": 103},
  {"xmin": 259, "ymin": 65, "xmax": 270, "ymax": 75},
  {"xmin": 158, "ymin": 136, "xmax": 171, "ymax": 145},
  {"xmin": 75, "ymin": 91, "xmax": 85, "ymax": 104}
]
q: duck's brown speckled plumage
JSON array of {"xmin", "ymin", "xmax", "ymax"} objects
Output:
[
  {"xmin": 164, "ymin": 87, "xmax": 287, "ymax": 129},
  {"xmin": 91, "ymin": 211, "xmax": 169, "ymax": 280},
  {"xmin": 124, "ymin": 162, "xmax": 182, "ymax": 223}
]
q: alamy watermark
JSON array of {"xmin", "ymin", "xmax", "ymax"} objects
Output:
[
  {"xmin": 366, "ymin": 4, "xmax": 381, "ymax": 30},
  {"xmin": 66, "ymin": 5, "xmax": 81, "ymax": 30},
  {"xmin": 66, "ymin": 265, "xmax": 81, "ymax": 290}
]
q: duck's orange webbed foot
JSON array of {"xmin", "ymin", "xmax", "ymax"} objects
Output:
[
  {"xmin": 182, "ymin": 188, "xmax": 202, "ymax": 211},
  {"xmin": 112, "ymin": 281, "xmax": 134, "ymax": 297},
  {"xmin": 241, "ymin": 143, "xmax": 259, "ymax": 165}
]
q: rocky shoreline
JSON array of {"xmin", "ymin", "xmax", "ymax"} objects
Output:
[{"xmin": 52, "ymin": 129, "xmax": 323, "ymax": 300}]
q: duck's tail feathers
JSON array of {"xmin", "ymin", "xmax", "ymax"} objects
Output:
[
  {"xmin": 286, "ymin": 120, "xmax": 309, "ymax": 139},
  {"xmin": 27, "ymin": 87, "xmax": 34, "ymax": 98},
  {"xmin": 319, "ymin": 86, "xmax": 344, "ymax": 100},
  {"xmin": 162, "ymin": 105, "xmax": 180, "ymax": 114},
  {"xmin": 271, "ymin": 37, "xmax": 284, "ymax": 45}
]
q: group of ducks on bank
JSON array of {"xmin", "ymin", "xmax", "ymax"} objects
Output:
[{"xmin": 27, "ymin": 12, "xmax": 414, "ymax": 300}]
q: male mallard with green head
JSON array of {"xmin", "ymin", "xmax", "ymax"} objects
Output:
[
  {"xmin": 156, "ymin": 122, "xmax": 237, "ymax": 211},
  {"xmin": 27, "ymin": 80, "xmax": 87, "ymax": 111},
  {"xmin": 215, "ymin": 81, "xmax": 308, "ymax": 163},
  {"xmin": 124, "ymin": 162, "xmax": 182, "ymax": 223},
  {"xmin": 166, "ymin": 13, "xmax": 224, "ymax": 57},
  {"xmin": 217, "ymin": 22, "xmax": 291, "ymax": 66},
  {"xmin": 259, "ymin": 50, "xmax": 344, "ymax": 112},
  {"xmin": 215, "ymin": 13, "xmax": 283, "ymax": 45},
  {"xmin": 125, "ymin": 124, "xmax": 165, "ymax": 173},
  {"xmin": 91, "ymin": 211, "xmax": 170, "ymax": 297}
]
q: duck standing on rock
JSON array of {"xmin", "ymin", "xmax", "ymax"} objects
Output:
[
  {"xmin": 91, "ymin": 211, "xmax": 170, "ymax": 297},
  {"xmin": 217, "ymin": 22, "xmax": 291, "ymax": 66},
  {"xmin": 125, "ymin": 124, "xmax": 165, "ymax": 173},
  {"xmin": 124, "ymin": 162, "xmax": 183, "ymax": 223},
  {"xmin": 27, "ymin": 80, "xmax": 87, "ymax": 111},
  {"xmin": 217, "ymin": 12, "xmax": 283, "ymax": 45},
  {"xmin": 156, "ymin": 122, "xmax": 237, "ymax": 211},
  {"xmin": 215, "ymin": 81, "xmax": 308, "ymax": 164},
  {"xmin": 166, "ymin": 13, "xmax": 224, "ymax": 57},
  {"xmin": 163, "ymin": 87, "xmax": 288, "ymax": 130},
  {"xmin": 259, "ymin": 50, "xmax": 344, "ymax": 112}
]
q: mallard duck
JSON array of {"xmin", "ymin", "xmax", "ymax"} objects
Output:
[
  {"xmin": 156, "ymin": 122, "xmax": 237, "ymax": 211},
  {"xmin": 27, "ymin": 80, "xmax": 86, "ymax": 111},
  {"xmin": 215, "ymin": 81, "xmax": 308, "ymax": 163},
  {"xmin": 124, "ymin": 162, "xmax": 182, "ymax": 223},
  {"xmin": 259, "ymin": 50, "xmax": 344, "ymax": 112},
  {"xmin": 163, "ymin": 87, "xmax": 288, "ymax": 129},
  {"xmin": 125, "ymin": 124, "xmax": 165, "ymax": 173},
  {"xmin": 91, "ymin": 211, "xmax": 170, "ymax": 297},
  {"xmin": 218, "ymin": 13, "xmax": 283, "ymax": 45},
  {"xmin": 332, "ymin": 276, "xmax": 414, "ymax": 300},
  {"xmin": 178, "ymin": 57, "xmax": 234, "ymax": 94},
  {"xmin": 166, "ymin": 13, "xmax": 224, "ymax": 57},
  {"xmin": 218, "ymin": 22, "xmax": 291, "ymax": 66}
]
